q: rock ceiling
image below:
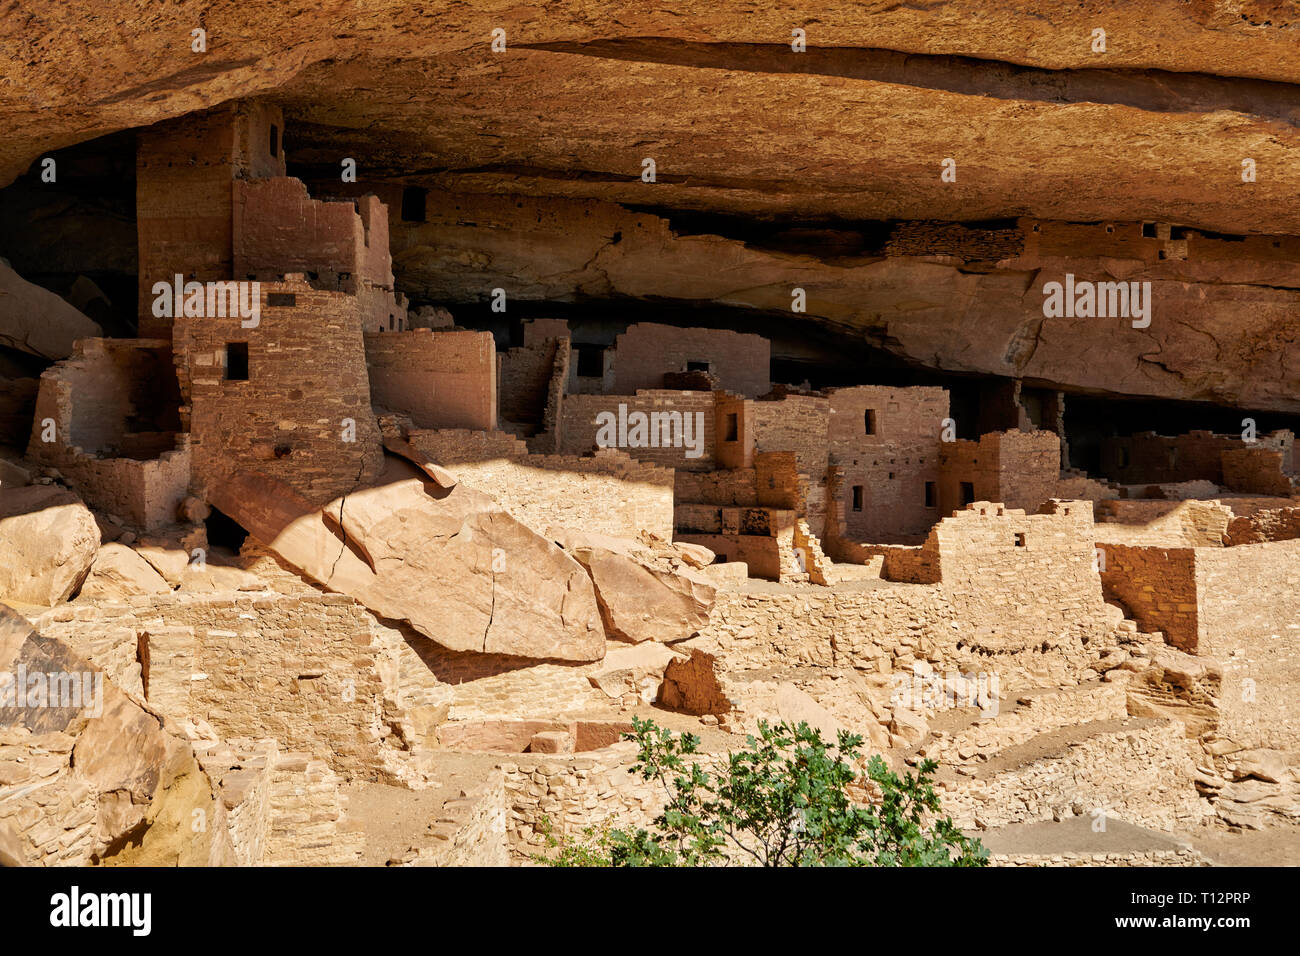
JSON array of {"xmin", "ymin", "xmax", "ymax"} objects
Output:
[{"xmin": 3, "ymin": 1, "xmax": 1300, "ymax": 409}]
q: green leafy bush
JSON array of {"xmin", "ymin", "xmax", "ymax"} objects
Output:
[{"xmin": 543, "ymin": 716, "xmax": 988, "ymax": 867}]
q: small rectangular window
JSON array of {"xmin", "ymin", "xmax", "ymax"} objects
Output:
[
  {"xmin": 225, "ymin": 342, "xmax": 249, "ymax": 381},
  {"xmin": 864, "ymin": 409, "xmax": 877, "ymax": 435},
  {"xmin": 401, "ymin": 186, "xmax": 428, "ymax": 223},
  {"xmin": 1142, "ymin": 222, "xmax": 1158, "ymax": 238},
  {"xmin": 266, "ymin": 292, "xmax": 296, "ymax": 308},
  {"xmin": 724, "ymin": 413, "xmax": 739, "ymax": 442},
  {"xmin": 851, "ymin": 486, "xmax": 864, "ymax": 512},
  {"xmin": 576, "ymin": 345, "xmax": 604, "ymax": 378},
  {"xmin": 924, "ymin": 481, "xmax": 936, "ymax": 507},
  {"xmin": 960, "ymin": 481, "xmax": 975, "ymax": 505},
  {"xmin": 1014, "ymin": 533, "xmax": 1026, "ymax": 548},
  {"xmin": 687, "ymin": 360, "xmax": 710, "ymax": 373}
]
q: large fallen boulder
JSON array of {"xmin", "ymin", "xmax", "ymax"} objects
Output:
[
  {"xmin": 0, "ymin": 484, "xmax": 99, "ymax": 605},
  {"xmin": 0, "ymin": 606, "xmax": 232, "ymax": 865},
  {"xmin": 76, "ymin": 542, "xmax": 172, "ymax": 601},
  {"xmin": 557, "ymin": 531, "xmax": 716, "ymax": 644},
  {"xmin": 207, "ymin": 457, "xmax": 605, "ymax": 662},
  {"xmin": 0, "ymin": 258, "xmax": 102, "ymax": 359}
]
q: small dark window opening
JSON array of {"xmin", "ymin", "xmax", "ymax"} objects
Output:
[
  {"xmin": 724, "ymin": 413, "xmax": 739, "ymax": 442},
  {"xmin": 224, "ymin": 342, "xmax": 249, "ymax": 381},
  {"xmin": 576, "ymin": 345, "xmax": 604, "ymax": 378},
  {"xmin": 851, "ymin": 486, "xmax": 864, "ymax": 512},
  {"xmin": 864, "ymin": 409, "xmax": 877, "ymax": 435},
  {"xmin": 205, "ymin": 508, "xmax": 248, "ymax": 552},
  {"xmin": 269, "ymin": 124, "xmax": 279, "ymax": 158},
  {"xmin": 687, "ymin": 360, "xmax": 710, "ymax": 373},
  {"xmin": 1014, "ymin": 533, "xmax": 1026, "ymax": 547},
  {"xmin": 267, "ymin": 292, "xmax": 296, "ymax": 308},
  {"xmin": 1117, "ymin": 447, "xmax": 1130, "ymax": 468},
  {"xmin": 960, "ymin": 481, "xmax": 975, "ymax": 505},
  {"xmin": 273, "ymin": 444, "xmax": 292, "ymax": 459},
  {"xmin": 401, "ymin": 186, "xmax": 428, "ymax": 223},
  {"xmin": 924, "ymin": 481, "xmax": 936, "ymax": 507},
  {"xmin": 1142, "ymin": 222, "xmax": 1158, "ymax": 238},
  {"xmin": 1168, "ymin": 447, "xmax": 1179, "ymax": 468}
]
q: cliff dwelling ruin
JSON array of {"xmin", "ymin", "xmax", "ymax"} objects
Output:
[{"xmin": 1, "ymin": 2, "xmax": 1299, "ymax": 879}]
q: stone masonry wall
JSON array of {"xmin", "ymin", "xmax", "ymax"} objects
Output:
[
  {"xmin": 39, "ymin": 592, "xmax": 391, "ymax": 777},
  {"xmin": 610, "ymin": 322, "xmax": 770, "ymax": 398},
  {"xmin": 560, "ymin": 390, "xmax": 716, "ymax": 471},
  {"xmin": 1098, "ymin": 544, "xmax": 1199, "ymax": 650},
  {"xmin": 828, "ymin": 385, "xmax": 947, "ymax": 543},
  {"xmin": 174, "ymin": 275, "xmax": 385, "ymax": 506},
  {"xmin": 365, "ymin": 329, "xmax": 497, "ymax": 431},
  {"xmin": 1195, "ymin": 539, "xmax": 1300, "ymax": 753}
]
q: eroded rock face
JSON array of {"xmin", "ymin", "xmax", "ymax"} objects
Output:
[
  {"xmin": 207, "ymin": 458, "xmax": 606, "ymax": 661},
  {"xmin": 0, "ymin": 484, "xmax": 99, "ymax": 606},
  {"xmin": 0, "ymin": 607, "xmax": 230, "ymax": 866},
  {"xmin": 558, "ymin": 531, "xmax": 716, "ymax": 644},
  {"xmin": 0, "ymin": 259, "xmax": 101, "ymax": 359}
]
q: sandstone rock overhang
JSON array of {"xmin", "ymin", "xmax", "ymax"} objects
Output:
[{"xmin": 4, "ymin": 3, "xmax": 1300, "ymax": 234}]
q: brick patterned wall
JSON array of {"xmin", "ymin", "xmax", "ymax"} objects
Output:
[
  {"xmin": 560, "ymin": 390, "xmax": 717, "ymax": 471},
  {"xmin": 938, "ymin": 430, "xmax": 1063, "ymax": 520},
  {"xmin": 38, "ymin": 591, "xmax": 390, "ymax": 776},
  {"xmin": 674, "ymin": 468, "xmax": 758, "ymax": 507},
  {"xmin": 1195, "ymin": 540, "xmax": 1300, "ymax": 752},
  {"xmin": 1100, "ymin": 430, "xmax": 1293, "ymax": 485},
  {"xmin": 1098, "ymin": 544, "xmax": 1199, "ymax": 650},
  {"xmin": 931, "ymin": 500, "xmax": 1111, "ymax": 652},
  {"xmin": 1221, "ymin": 446, "xmax": 1292, "ymax": 495},
  {"xmin": 610, "ymin": 322, "xmax": 770, "ymax": 397},
  {"xmin": 365, "ymin": 329, "xmax": 497, "ymax": 431},
  {"xmin": 828, "ymin": 385, "xmax": 947, "ymax": 543},
  {"xmin": 499, "ymin": 339, "xmax": 559, "ymax": 427},
  {"xmin": 136, "ymin": 102, "xmax": 287, "ymax": 338},
  {"xmin": 1094, "ymin": 499, "xmax": 1233, "ymax": 547},
  {"xmin": 1223, "ymin": 506, "xmax": 1300, "ymax": 545},
  {"xmin": 27, "ymin": 338, "xmax": 190, "ymax": 528},
  {"xmin": 175, "ymin": 275, "xmax": 385, "ymax": 506}
]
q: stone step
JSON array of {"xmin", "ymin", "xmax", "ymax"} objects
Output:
[
  {"xmin": 921, "ymin": 679, "xmax": 1129, "ymax": 767},
  {"xmin": 938, "ymin": 716, "xmax": 1207, "ymax": 834}
]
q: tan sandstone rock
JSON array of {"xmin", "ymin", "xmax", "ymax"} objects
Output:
[
  {"xmin": 76, "ymin": 543, "xmax": 172, "ymax": 600},
  {"xmin": 558, "ymin": 531, "xmax": 716, "ymax": 644},
  {"xmin": 588, "ymin": 642, "xmax": 683, "ymax": 704},
  {"xmin": 0, "ymin": 484, "xmax": 99, "ymax": 606},
  {"xmin": 207, "ymin": 458, "xmax": 605, "ymax": 661}
]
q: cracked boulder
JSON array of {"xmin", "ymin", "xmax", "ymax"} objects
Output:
[
  {"xmin": 0, "ymin": 258, "xmax": 101, "ymax": 360},
  {"xmin": 558, "ymin": 531, "xmax": 716, "ymax": 644},
  {"xmin": 0, "ymin": 484, "xmax": 100, "ymax": 606},
  {"xmin": 207, "ymin": 457, "xmax": 606, "ymax": 661}
]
